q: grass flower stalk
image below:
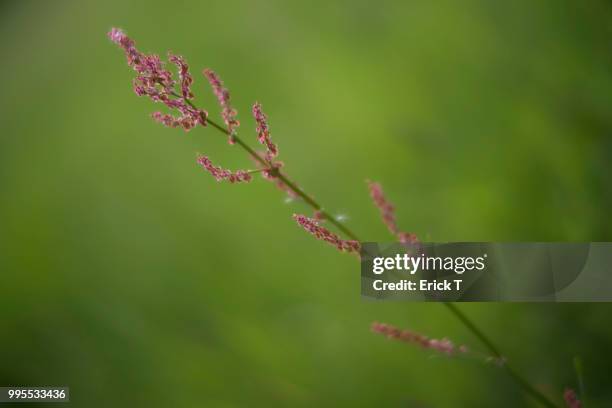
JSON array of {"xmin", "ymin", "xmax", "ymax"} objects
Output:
[{"xmin": 109, "ymin": 27, "xmax": 559, "ymax": 408}]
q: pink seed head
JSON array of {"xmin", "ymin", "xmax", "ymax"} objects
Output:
[
  {"xmin": 367, "ymin": 180, "xmax": 419, "ymax": 244},
  {"xmin": 293, "ymin": 214, "xmax": 360, "ymax": 253},
  {"xmin": 371, "ymin": 322, "xmax": 469, "ymax": 357},
  {"xmin": 367, "ymin": 180, "xmax": 398, "ymax": 235},
  {"xmin": 252, "ymin": 102, "xmax": 278, "ymax": 162},
  {"xmin": 203, "ymin": 68, "xmax": 240, "ymax": 144},
  {"xmin": 196, "ymin": 155, "xmax": 252, "ymax": 183}
]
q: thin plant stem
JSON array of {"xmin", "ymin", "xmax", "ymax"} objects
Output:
[
  {"xmin": 573, "ymin": 356, "xmax": 586, "ymax": 407},
  {"xmin": 443, "ymin": 303, "xmax": 502, "ymax": 357},
  {"xmin": 184, "ymin": 94, "xmax": 558, "ymax": 408},
  {"xmin": 444, "ymin": 303, "xmax": 558, "ymax": 408}
]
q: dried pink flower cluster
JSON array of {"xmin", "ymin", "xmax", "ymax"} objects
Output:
[
  {"xmin": 197, "ymin": 155, "xmax": 252, "ymax": 183},
  {"xmin": 252, "ymin": 102, "xmax": 278, "ymax": 162},
  {"xmin": 367, "ymin": 181, "xmax": 418, "ymax": 244},
  {"xmin": 293, "ymin": 214, "xmax": 360, "ymax": 253},
  {"xmin": 108, "ymin": 28, "xmax": 206, "ymax": 131},
  {"xmin": 371, "ymin": 321, "xmax": 468, "ymax": 356},
  {"xmin": 563, "ymin": 389, "xmax": 581, "ymax": 408},
  {"xmin": 203, "ymin": 69, "xmax": 240, "ymax": 144}
]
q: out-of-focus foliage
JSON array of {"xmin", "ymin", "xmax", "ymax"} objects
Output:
[{"xmin": 1, "ymin": 0, "xmax": 611, "ymax": 406}]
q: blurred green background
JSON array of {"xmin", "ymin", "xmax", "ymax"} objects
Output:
[{"xmin": 1, "ymin": 0, "xmax": 612, "ymax": 406}]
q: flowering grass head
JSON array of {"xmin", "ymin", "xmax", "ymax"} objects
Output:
[
  {"xmin": 108, "ymin": 28, "xmax": 206, "ymax": 131},
  {"xmin": 111, "ymin": 29, "xmax": 569, "ymax": 408}
]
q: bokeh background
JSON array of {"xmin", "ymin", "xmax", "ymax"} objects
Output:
[{"xmin": 1, "ymin": 0, "xmax": 612, "ymax": 406}]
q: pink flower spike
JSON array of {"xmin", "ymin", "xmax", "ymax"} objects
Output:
[
  {"xmin": 293, "ymin": 214, "xmax": 360, "ymax": 254},
  {"xmin": 196, "ymin": 155, "xmax": 252, "ymax": 183},
  {"xmin": 371, "ymin": 322, "xmax": 469, "ymax": 356},
  {"xmin": 203, "ymin": 69, "xmax": 240, "ymax": 144},
  {"xmin": 367, "ymin": 180, "xmax": 398, "ymax": 235},
  {"xmin": 252, "ymin": 102, "xmax": 278, "ymax": 162},
  {"xmin": 563, "ymin": 389, "xmax": 581, "ymax": 408},
  {"xmin": 367, "ymin": 180, "xmax": 419, "ymax": 244}
]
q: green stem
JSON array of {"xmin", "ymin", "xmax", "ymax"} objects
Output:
[
  {"xmin": 443, "ymin": 303, "xmax": 502, "ymax": 357},
  {"xmin": 573, "ymin": 356, "xmax": 586, "ymax": 406},
  {"xmin": 182, "ymin": 94, "xmax": 557, "ymax": 407},
  {"xmin": 444, "ymin": 303, "xmax": 558, "ymax": 408}
]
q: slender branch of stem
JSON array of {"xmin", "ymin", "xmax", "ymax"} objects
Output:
[{"xmin": 182, "ymin": 94, "xmax": 557, "ymax": 407}]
